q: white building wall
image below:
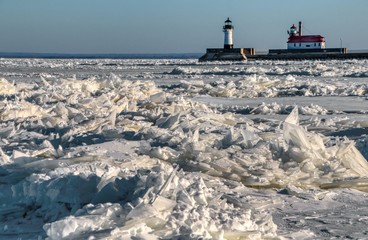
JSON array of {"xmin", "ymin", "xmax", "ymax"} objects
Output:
[
  {"xmin": 224, "ymin": 30, "xmax": 233, "ymax": 46},
  {"xmin": 287, "ymin": 42, "xmax": 325, "ymax": 50}
]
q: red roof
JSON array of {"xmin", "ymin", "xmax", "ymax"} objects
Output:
[{"xmin": 288, "ymin": 35, "xmax": 325, "ymax": 43}]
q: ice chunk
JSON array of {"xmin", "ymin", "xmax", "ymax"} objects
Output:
[
  {"xmin": 156, "ymin": 113, "xmax": 181, "ymax": 129},
  {"xmin": 336, "ymin": 142, "xmax": 368, "ymax": 176},
  {"xmin": 126, "ymin": 201, "xmax": 159, "ymax": 220},
  {"xmin": 0, "ymin": 100, "xmax": 49, "ymax": 121},
  {"xmin": 0, "ymin": 147, "xmax": 11, "ymax": 165},
  {"xmin": 150, "ymin": 92, "xmax": 166, "ymax": 103},
  {"xmin": 44, "ymin": 216, "xmax": 81, "ymax": 239},
  {"xmin": 283, "ymin": 121, "xmax": 312, "ymax": 150},
  {"xmin": 0, "ymin": 78, "xmax": 17, "ymax": 95},
  {"xmin": 0, "ymin": 126, "xmax": 16, "ymax": 138},
  {"xmin": 148, "ymin": 147, "xmax": 179, "ymax": 161},
  {"xmin": 39, "ymin": 76, "xmax": 51, "ymax": 87},
  {"xmin": 151, "ymin": 195, "xmax": 176, "ymax": 212},
  {"xmin": 221, "ymin": 127, "xmax": 236, "ymax": 149},
  {"xmin": 92, "ymin": 181, "xmax": 120, "ymax": 204},
  {"xmin": 240, "ymin": 130, "xmax": 261, "ymax": 148},
  {"xmin": 284, "ymin": 106, "xmax": 299, "ymax": 125}
]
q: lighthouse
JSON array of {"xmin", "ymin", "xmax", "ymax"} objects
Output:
[
  {"xmin": 289, "ymin": 24, "xmax": 298, "ymax": 37},
  {"xmin": 287, "ymin": 21, "xmax": 325, "ymax": 50},
  {"xmin": 223, "ymin": 18, "xmax": 234, "ymax": 49},
  {"xmin": 199, "ymin": 18, "xmax": 252, "ymax": 62}
]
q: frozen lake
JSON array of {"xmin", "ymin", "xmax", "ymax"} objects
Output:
[{"xmin": 1, "ymin": 58, "xmax": 368, "ymax": 239}]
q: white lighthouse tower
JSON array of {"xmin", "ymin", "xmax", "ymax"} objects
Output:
[
  {"xmin": 199, "ymin": 18, "xmax": 249, "ymax": 61},
  {"xmin": 223, "ymin": 18, "xmax": 234, "ymax": 49}
]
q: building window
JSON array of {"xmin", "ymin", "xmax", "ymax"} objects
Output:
[
  {"xmin": 314, "ymin": 43, "xmax": 316, "ymax": 47},
  {"xmin": 319, "ymin": 43, "xmax": 321, "ymax": 46},
  {"xmin": 294, "ymin": 43, "xmax": 296, "ymax": 47},
  {"xmin": 299, "ymin": 43, "xmax": 301, "ymax": 47},
  {"xmin": 306, "ymin": 45, "xmax": 310, "ymax": 47}
]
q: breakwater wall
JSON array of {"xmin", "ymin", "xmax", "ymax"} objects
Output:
[{"xmin": 248, "ymin": 52, "xmax": 368, "ymax": 60}]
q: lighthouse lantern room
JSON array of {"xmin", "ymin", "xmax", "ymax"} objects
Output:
[
  {"xmin": 287, "ymin": 21, "xmax": 325, "ymax": 50},
  {"xmin": 223, "ymin": 18, "xmax": 234, "ymax": 49}
]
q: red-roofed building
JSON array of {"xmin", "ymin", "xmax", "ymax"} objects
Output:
[{"xmin": 287, "ymin": 22, "xmax": 325, "ymax": 50}]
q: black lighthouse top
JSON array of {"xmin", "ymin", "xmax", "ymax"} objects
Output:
[{"xmin": 223, "ymin": 18, "xmax": 234, "ymax": 30}]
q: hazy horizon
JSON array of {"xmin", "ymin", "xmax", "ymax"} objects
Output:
[{"xmin": 1, "ymin": 0, "xmax": 367, "ymax": 54}]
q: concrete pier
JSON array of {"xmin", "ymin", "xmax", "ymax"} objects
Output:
[
  {"xmin": 247, "ymin": 51, "xmax": 368, "ymax": 61},
  {"xmin": 199, "ymin": 47, "xmax": 368, "ymax": 62},
  {"xmin": 199, "ymin": 48, "xmax": 255, "ymax": 62},
  {"xmin": 268, "ymin": 48, "xmax": 348, "ymax": 54}
]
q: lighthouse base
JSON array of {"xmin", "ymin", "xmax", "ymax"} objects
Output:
[{"xmin": 199, "ymin": 48, "xmax": 252, "ymax": 62}]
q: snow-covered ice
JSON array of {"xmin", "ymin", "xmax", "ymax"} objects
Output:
[{"xmin": 1, "ymin": 58, "xmax": 368, "ymax": 239}]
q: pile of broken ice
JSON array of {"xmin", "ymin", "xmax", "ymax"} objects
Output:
[
  {"xmin": 167, "ymin": 74, "xmax": 368, "ymax": 98},
  {"xmin": 1, "ymin": 75, "xmax": 368, "ymax": 239}
]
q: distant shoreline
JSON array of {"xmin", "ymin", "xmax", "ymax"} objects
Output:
[
  {"xmin": 1, "ymin": 50, "xmax": 368, "ymax": 60},
  {"xmin": 0, "ymin": 52, "xmax": 203, "ymax": 59}
]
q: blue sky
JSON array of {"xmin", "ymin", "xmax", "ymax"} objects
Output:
[{"xmin": 0, "ymin": 0, "xmax": 367, "ymax": 54}]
